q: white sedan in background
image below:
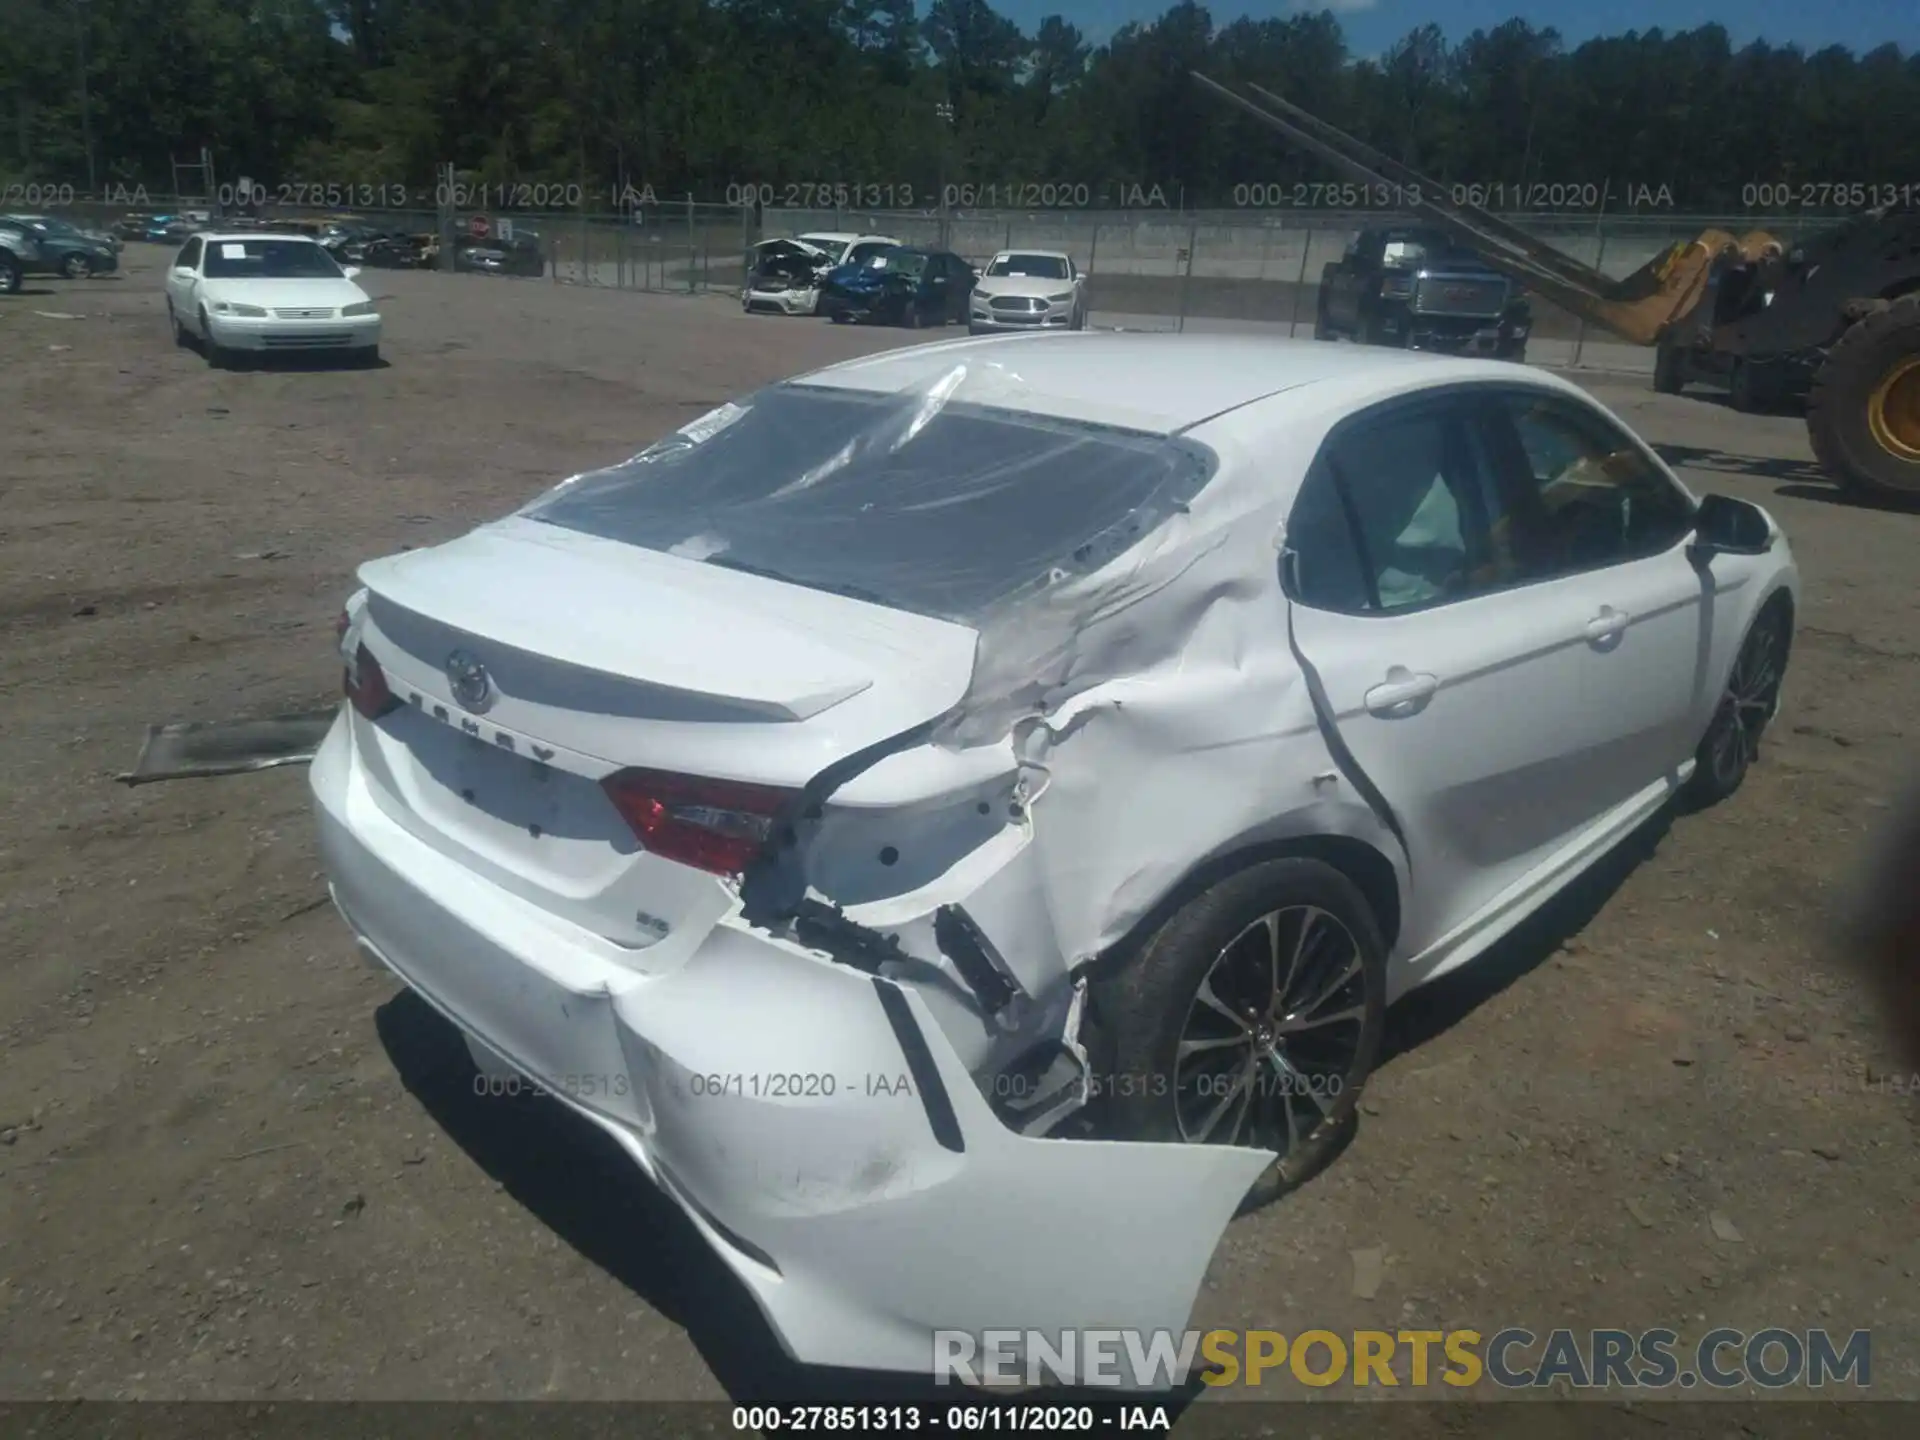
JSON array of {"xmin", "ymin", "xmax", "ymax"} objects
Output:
[
  {"xmin": 968, "ymin": 249, "xmax": 1087, "ymax": 332},
  {"xmin": 312, "ymin": 334, "xmax": 1796, "ymax": 1379},
  {"xmin": 165, "ymin": 233, "xmax": 382, "ymax": 368}
]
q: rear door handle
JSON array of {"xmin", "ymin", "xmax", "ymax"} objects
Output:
[
  {"xmin": 1364, "ymin": 669, "xmax": 1439, "ymax": 715},
  {"xmin": 1585, "ymin": 606, "xmax": 1631, "ymax": 643}
]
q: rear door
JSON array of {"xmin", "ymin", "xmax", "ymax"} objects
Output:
[
  {"xmin": 1282, "ymin": 390, "xmax": 1625, "ymax": 962},
  {"xmin": 950, "ymin": 254, "xmax": 977, "ymax": 319},
  {"xmin": 923, "ymin": 253, "xmax": 952, "ymax": 322}
]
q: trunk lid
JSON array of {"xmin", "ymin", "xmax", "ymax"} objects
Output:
[{"xmin": 347, "ymin": 516, "xmax": 979, "ymax": 956}]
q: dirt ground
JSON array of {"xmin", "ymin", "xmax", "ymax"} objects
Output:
[{"xmin": 2, "ymin": 251, "xmax": 1917, "ymax": 1420}]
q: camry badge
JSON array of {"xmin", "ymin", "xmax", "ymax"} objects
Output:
[{"xmin": 445, "ymin": 649, "xmax": 494, "ymax": 713}]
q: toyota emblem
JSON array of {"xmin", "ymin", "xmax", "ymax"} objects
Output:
[{"xmin": 445, "ymin": 649, "xmax": 494, "ymax": 713}]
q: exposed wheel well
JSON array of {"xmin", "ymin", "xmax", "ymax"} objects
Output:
[{"xmin": 1091, "ymin": 832, "xmax": 1405, "ymax": 978}]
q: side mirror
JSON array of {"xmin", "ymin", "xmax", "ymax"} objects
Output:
[
  {"xmin": 342, "ymin": 265, "xmax": 361, "ymax": 280},
  {"xmin": 171, "ymin": 266, "xmax": 195, "ymax": 278},
  {"xmin": 1688, "ymin": 493, "xmax": 1773, "ymax": 560}
]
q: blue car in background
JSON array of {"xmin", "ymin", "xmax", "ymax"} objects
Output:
[
  {"xmin": 821, "ymin": 245, "xmax": 975, "ymax": 328},
  {"xmin": 0, "ymin": 214, "xmax": 120, "ymax": 278}
]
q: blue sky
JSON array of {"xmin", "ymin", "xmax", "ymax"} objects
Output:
[{"xmin": 1004, "ymin": 0, "xmax": 1913, "ymax": 57}]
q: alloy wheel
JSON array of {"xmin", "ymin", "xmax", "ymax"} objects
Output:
[
  {"xmin": 1706, "ymin": 610, "xmax": 1786, "ymax": 790},
  {"xmin": 1174, "ymin": 905, "xmax": 1368, "ymax": 1154},
  {"xmin": 1868, "ymin": 355, "xmax": 1920, "ymax": 463}
]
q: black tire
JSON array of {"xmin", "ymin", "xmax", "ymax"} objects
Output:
[
  {"xmin": 1808, "ymin": 295, "xmax": 1920, "ymax": 505},
  {"xmin": 199, "ymin": 309, "xmax": 234, "ymax": 369},
  {"xmin": 61, "ymin": 252, "xmax": 93, "ymax": 279},
  {"xmin": 829, "ymin": 310, "xmax": 849, "ymax": 325},
  {"xmin": 1728, "ymin": 358, "xmax": 1760, "ymax": 413},
  {"xmin": 1653, "ymin": 339, "xmax": 1685, "ymax": 395},
  {"xmin": 902, "ymin": 305, "xmax": 922, "ymax": 330},
  {"xmin": 1684, "ymin": 597, "xmax": 1791, "ymax": 808},
  {"xmin": 168, "ymin": 301, "xmax": 187, "ymax": 347},
  {"xmin": 356, "ymin": 345, "xmax": 381, "ymax": 368},
  {"xmin": 1089, "ymin": 857, "xmax": 1388, "ymax": 1210},
  {"xmin": 0, "ymin": 253, "xmax": 20, "ymax": 295},
  {"xmin": 1312, "ymin": 296, "xmax": 1335, "ymax": 341}
]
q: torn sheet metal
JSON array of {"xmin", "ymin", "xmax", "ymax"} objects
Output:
[
  {"xmin": 118, "ymin": 709, "xmax": 339, "ymax": 785},
  {"xmin": 311, "ymin": 350, "xmax": 1419, "ymax": 1376},
  {"xmin": 510, "ymin": 354, "xmax": 1403, "ymax": 1071},
  {"xmin": 687, "ymin": 367, "xmax": 1409, "ymax": 1093}
]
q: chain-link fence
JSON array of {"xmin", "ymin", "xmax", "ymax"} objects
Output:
[
  {"xmin": 29, "ymin": 185, "xmax": 1846, "ymax": 370},
  {"xmin": 764, "ymin": 205, "xmax": 1832, "ymax": 366},
  {"xmin": 31, "ymin": 187, "xmax": 756, "ymax": 296}
]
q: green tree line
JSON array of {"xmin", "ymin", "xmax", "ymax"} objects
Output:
[{"xmin": 3, "ymin": 0, "xmax": 1916, "ymax": 209}]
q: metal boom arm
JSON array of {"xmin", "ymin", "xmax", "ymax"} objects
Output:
[{"xmin": 1192, "ymin": 72, "xmax": 1758, "ymax": 347}]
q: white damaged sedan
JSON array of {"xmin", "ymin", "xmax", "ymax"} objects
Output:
[
  {"xmin": 165, "ymin": 232, "xmax": 381, "ymax": 367},
  {"xmin": 311, "ymin": 334, "xmax": 1797, "ymax": 1378}
]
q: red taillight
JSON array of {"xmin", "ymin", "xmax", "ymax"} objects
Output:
[
  {"xmin": 343, "ymin": 641, "xmax": 400, "ymax": 719},
  {"xmin": 600, "ymin": 768, "xmax": 796, "ymax": 877}
]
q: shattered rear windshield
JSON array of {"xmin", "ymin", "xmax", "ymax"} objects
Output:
[{"xmin": 523, "ymin": 381, "xmax": 1214, "ymax": 623}]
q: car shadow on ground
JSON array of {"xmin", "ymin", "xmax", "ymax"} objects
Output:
[
  {"xmin": 210, "ymin": 351, "xmax": 390, "ymax": 372},
  {"xmin": 1653, "ymin": 441, "xmax": 1828, "ymax": 485},
  {"xmin": 1656, "ymin": 443, "xmax": 1915, "ymax": 512},
  {"xmin": 375, "ymin": 993, "xmax": 1179, "ymax": 1415},
  {"xmin": 372, "ymin": 801, "xmax": 1679, "ymax": 1417},
  {"xmin": 1380, "ymin": 805, "xmax": 1674, "ymax": 1062}
]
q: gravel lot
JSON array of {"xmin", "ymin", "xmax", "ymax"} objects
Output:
[{"xmin": 2, "ymin": 252, "xmax": 1917, "ymax": 1418}]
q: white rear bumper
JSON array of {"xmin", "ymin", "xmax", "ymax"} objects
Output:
[{"xmin": 309, "ymin": 709, "xmax": 1267, "ymax": 1377}]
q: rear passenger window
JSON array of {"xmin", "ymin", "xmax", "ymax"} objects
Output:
[
  {"xmin": 1287, "ymin": 408, "xmax": 1497, "ymax": 614},
  {"xmin": 1286, "ymin": 461, "xmax": 1370, "ymax": 612}
]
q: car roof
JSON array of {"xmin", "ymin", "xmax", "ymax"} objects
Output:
[
  {"xmin": 797, "ymin": 333, "xmax": 1572, "ymax": 434},
  {"xmin": 990, "ymin": 249, "xmax": 1069, "ymax": 260}
]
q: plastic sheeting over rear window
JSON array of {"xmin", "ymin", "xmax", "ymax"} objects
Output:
[{"xmin": 520, "ymin": 375, "xmax": 1215, "ymax": 625}]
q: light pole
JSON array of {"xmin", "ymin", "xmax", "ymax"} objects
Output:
[
  {"xmin": 74, "ymin": 0, "xmax": 96, "ymax": 195},
  {"xmin": 935, "ymin": 100, "xmax": 954, "ymax": 249}
]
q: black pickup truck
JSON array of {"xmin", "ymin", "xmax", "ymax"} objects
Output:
[{"xmin": 1315, "ymin": 225, "xmax": 1531, "ymax": 361}]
